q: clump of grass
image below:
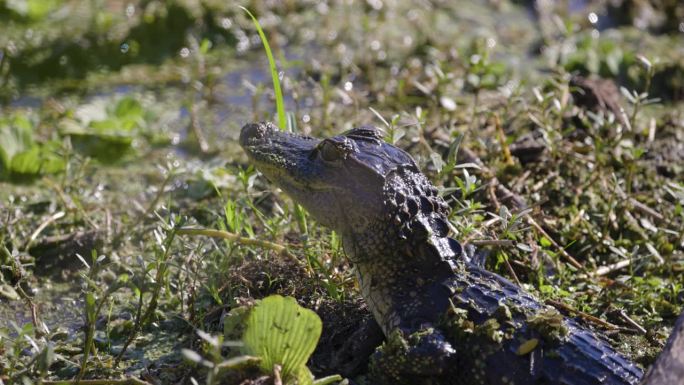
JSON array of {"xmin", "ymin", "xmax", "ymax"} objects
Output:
[{"xmin": 241, "ymin": 7, "xmax": 286, "ymax": 130}]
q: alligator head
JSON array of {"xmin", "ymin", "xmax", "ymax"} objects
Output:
[{"xmin": 240, "ymin": 122, "xmax": 459, "ymax": 265}]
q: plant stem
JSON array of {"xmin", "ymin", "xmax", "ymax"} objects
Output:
[
  {"xmin": 177, "ymin": 227, "xmax": 300, "ymax": 263},
  {"xmin": 241, "ymin": 7, "xmax": 286, "ymax": 129},
  {"xmin": 43, "ymin": 378, "xmax": 153, "ymax": 385}
]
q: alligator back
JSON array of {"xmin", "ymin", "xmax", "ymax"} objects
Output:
[{"xmin": 442, "ymin": 264, "xmax": 643, "ymax": 385}]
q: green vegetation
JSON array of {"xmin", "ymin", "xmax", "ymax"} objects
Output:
[
  {"xmin": 241, "ymin": 7, "xmax": 286, "ymax": 130},
  {"xmin": 0, "ymin": 113, "xmax": 65, "ymax": 181},
  {"xmin": 1, "ymin": 0, "xmax": 683, "ymax": 384},
  {"xmin": 242, "ymin": 295, "xmax": 329, "ymax": 385}
]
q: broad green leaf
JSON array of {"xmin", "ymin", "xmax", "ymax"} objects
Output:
[
  {"xmin": 39, "ymin": 141, "xmax": 67, "ymax": 174},
  {"xmin": 10, "ymin": 147, "xmax": 42, "ymax": 176},
  {"xmin": 5, "ymin": 0, "xmax": 59, "ymax": 20},
  {"xmin": 0, "ymin": 115, "xmax": 34, "ymax": 169},
  {"xmin": 114, "ymin": 97, "xmax": 143, "ymax": 120},
  {"xmin": 59, "ymin": 96, "xmax": 146, "ymax": 162},
  {"xmin": 296, "ymin": 365, "xmax": 315, "ymax": 385},
  {"xmin": 243, "ymin": 295, "xmax": 322, "ymax": 384},
  {"xmin": 0, "ymin": 117, "xmax": 65, "ymax": 181},
  {"xmin": 67, "ymin": 131, "xmax": 133, "ymax": 163}
]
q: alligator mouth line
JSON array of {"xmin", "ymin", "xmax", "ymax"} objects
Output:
[{"xmin": 243, "ymin": 149, "xmax": 339, "ymax": 193}]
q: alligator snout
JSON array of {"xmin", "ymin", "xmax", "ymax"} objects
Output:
[{"xmin": 239, "ymin": 121, "xmax": 277, "ymax": 147}]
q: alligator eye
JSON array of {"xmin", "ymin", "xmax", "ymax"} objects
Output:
[{"xmin": 318, "ymin": 141, "xmax": 344, "ymax": 162}]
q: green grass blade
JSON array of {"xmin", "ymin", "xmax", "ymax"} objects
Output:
[{"xmin": 240, "ymin": 7, "xmax": 286, "ymax": 130}]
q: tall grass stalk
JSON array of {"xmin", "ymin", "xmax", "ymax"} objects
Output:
[{"xmin": 241, "ymin": 7, "xmax": 286, "ymax": 130}]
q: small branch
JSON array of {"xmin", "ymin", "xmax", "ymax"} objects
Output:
[
  {"xmin": 177, "ymin": 227, "xmax": 299, "ymax": 263},
  {"xmin": 628, "ymin": 197, "xmax": 664, "ymax": 223},
  {"xmin": 468, "ymin": 239, "xmax": 515, "ymax": 247},
  {"xmin": 42, "ymin": 378, "xmax": 153, "ymax": 385},
  {"xmin": 16, "ymin": 285, "xmax": 48, "ymax": 337},
  {"xmin": 24, "ymin": 211, "xmax": 66, "ymax": 250},
  {"xmin": 487, "ymin": 182, "xmax": 501, "ymax": 212},
  {"xmin": 580, "ymin": 259, "xmax": 631, "ymax": 278},
  {"xmin": 494, "ymin": 114, "xmax": 514, "ymax": 166},
  {"xmin": 503, "ymin": 256, "xmax": 521, "ymax": 286},
  {"xmin": 189, "ymin": 102, "xmax": 210, "ymax": 153},
  {"xmin": 273, "ymin": 364, "xmax": 283, "ymax": 385},
  {"xmin": 1, "ymin": 244, "xmax": 47, "ymax": 336},
  {"xmin": 526, "ymin": 217, "xmax": 583, "ymax": 270},
  {"xmin": 617, "ymin": 309, "xmax": 647, "ymax": 335},
  {"xmin": 546, "ymin": 299, "xmax": 619, "ymax": 330},
  {"xmin": 44, "ymin": 178, "xmax": 99, "ymax": 229}
]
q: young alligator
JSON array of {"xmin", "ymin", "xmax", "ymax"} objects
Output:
[{"xmin": 239, "ymin": 122, "xmax": 644, "ymax": 385}]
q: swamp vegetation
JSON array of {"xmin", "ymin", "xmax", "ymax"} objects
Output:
[{"xmin": 0, "ymin": 1, "xmax": 683, "ymax": 384}]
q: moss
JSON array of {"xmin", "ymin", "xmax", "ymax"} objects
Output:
[{"xmin": 527, "ymin": 308, "xmax": 570, "ymax": 342}]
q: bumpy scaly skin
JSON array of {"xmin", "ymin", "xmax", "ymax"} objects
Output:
[{"xmin": 240, "ymin": 122, "xmax": 644, "ymax": 385}]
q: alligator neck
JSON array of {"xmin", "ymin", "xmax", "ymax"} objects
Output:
[
  {"xmin": 348, "ymin": 234, "xmax": 459, "ymax": 334},
  {"xmin": 337, "ymin": 166, "xmax": 464, "ymax": 334},
  {"xmin": 342, "ymin": 211, "xmax": 462, "ymax": 335}
]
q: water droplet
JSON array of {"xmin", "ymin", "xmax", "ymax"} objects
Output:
[
  {"xmin": 317, "ymin": 2, "xmax": 329, "ymax": 14},
  {"xmin": 120, "ymin": 43, "xmax": 130, "ymax": 53},
  {"xmin": 440, "ymin": 96, "xmax": 457, "ymax": 112},
  {"xmin": 125, "ymin": 3, "xmax": 135, "ymax": 18},
  {"xmin": 237, "ymin": 37, "xmax": 250, "ymax": 53},
  {"xmin": 588, "ymin": 12, "xmax": 598, "ymax": 24},
  {"xmin": 344, "ymin": 81, "xmax": 353, "ymax": 91},
  {"xmin": 367, "ymin": 0, "xmax": 383, "ymax": 10}
]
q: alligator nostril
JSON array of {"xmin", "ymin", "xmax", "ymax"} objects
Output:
[{"xmin": 240, "ymin": 122, "xmax": 274, "ymax": 146}]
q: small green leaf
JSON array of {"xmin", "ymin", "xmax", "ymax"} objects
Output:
[
  {"xmin": 10, "ymin": 147, "xmax": 42, "ymax": 176},
  {"xmin": 0, "ymin": 115, "xmax": 34, "ymax": 171},
  {"xmin": 114, "ymin": 97, "xmax": 143, "ymax": 120},
  {"xmin": 430, "ymin": 152, "xmax": 445, "ymax": 173},
  {"xmin": 516, "ymin": 338, "xmax": 538, "ymax": 355},
  {"xmin": 199, "ymin": 39, "xmax": 213, "ymax": 55},
  {"xmin": 224, "ymin": 306, "xmax": 250, "ymax": 340},
  {"xmin": 36, "ymin": 343, "xmax": 55, "ymax": 373}
]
